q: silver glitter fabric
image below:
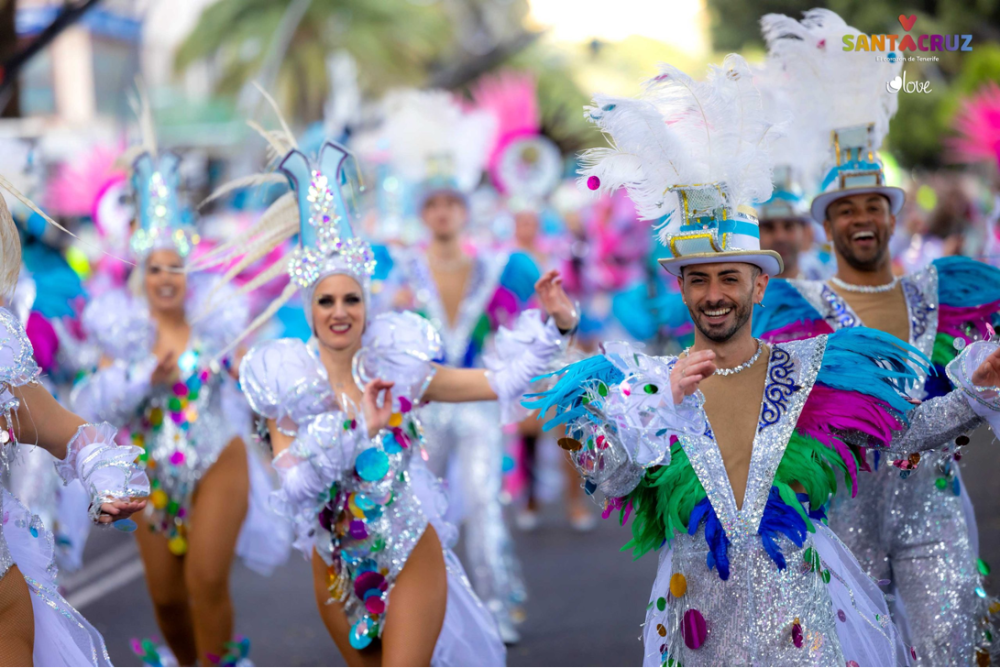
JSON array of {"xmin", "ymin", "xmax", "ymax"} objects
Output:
[
  {"xmin": 70, "ymin": 285, "xmax": 248, "ymax": 552},
  {"xmin": 241, "ymin": 317, "xmax": 449, "ymax": 650},
  {"xmin": 387, "ymin": 248, "xmax": 528, "ymax": 626},
  {"xmin": 786, "ymin": 269, "xmax": 991, "ymax": 666},
  {"xmin": 0, "ymin": 307, "xmax": 41, "ymax": 581},
  {"xmin": 561, "ymin": 338, "xmax": 914, "ymax": 666}
]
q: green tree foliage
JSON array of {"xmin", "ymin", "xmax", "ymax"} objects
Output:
[{"xmin": 175, "ymin": 0, "xmax": 452, "ymax": 123}]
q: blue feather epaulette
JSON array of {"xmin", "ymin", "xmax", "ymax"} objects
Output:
[
  {"xmin": 522, "ymin": 355, "xmax": 625, "ymax": 431},
  {"xmin": 817, "ymin": 329, "xmax": 929, "ymax": 415},
  {"xmin": 934, "ymin": 256, "xmax": 1000, "ymax": 308}
]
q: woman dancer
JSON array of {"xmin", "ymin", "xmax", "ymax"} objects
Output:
[
  {"xmin": 71, "ymin": 143, "xmax": 286, "ymax": 666},
  {"xmin": 0, "ymin": 180, "xmax": 148, "ymax": 666},
  {"xmin": 201, "ymin": 135, "xmax": 577, "ymax": 665}
]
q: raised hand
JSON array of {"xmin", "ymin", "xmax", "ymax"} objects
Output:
[
  {"xmin": 534, "ymin": 270, "xmax": 578, "ymax": 332},
  {"xmin": 362, "ymin": 379, "xmax": 396, "ymax": 438},
  {"xmin": 971, "ymin": 344, "xmax": 1000, "ymax": 389},
  {"xmin": 670, "ymin": 349, "xmax": 716, "ymax": 405},
  {"xmin": 150, "ymin": 351, "xmax": 178, "ymax": 386}
]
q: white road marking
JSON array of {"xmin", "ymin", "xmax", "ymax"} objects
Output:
[
  {"xmin": 61, "ymin": 542, "xmax": 138, "ymax": 591},
  {"xmin": 66, "ymin": 559, "xmax": 145, "ymax": 610}
]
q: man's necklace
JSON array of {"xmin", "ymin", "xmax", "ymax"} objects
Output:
[
  {"xmin": 829, "ymin": 275, "xmax": 900, "ymax": 294},
  {"xmin": 683, "ymin": 338, "xmax": 764, "ymax": 377}
]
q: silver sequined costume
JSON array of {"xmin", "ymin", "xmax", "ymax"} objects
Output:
[
  {"xmin": 0, "ymin": 306, "xmax": 149, "ymax": 666},
  {"xmin": 763, "ymin": 264, "xmax": 994, "ymax": 666},
  {"xmin": 386, "ymin": 248, "xmax": 528, "ymax": 630},
  {"xmin": 531, "ymin": 330, "xmax": 994, "ymax": 667},
  {"xmin": 71, "ymin": 280, "xmax": 290, "ymax": 572},
  {"xmin": 239, "ymin": 309, "xmax": 562, "ymax": 664}
]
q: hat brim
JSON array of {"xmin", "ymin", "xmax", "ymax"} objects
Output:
[
  {"xmin": 658, "ymin": 250, "xmax": 784, "ymax": 277},
  {"xmin": 417, "ymin": 186, "xmax": 469, "ymax": 212},
  {"xmin": 810, "ymin": 186, "xmax": 905, "ymax": 223}
]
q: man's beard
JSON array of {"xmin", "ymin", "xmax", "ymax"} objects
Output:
[
  {"xmin": 690, "ymin": 294, "xmax": 754, "ymax": 343},
  {"xmin": 832, "ymin": 230, "xmax": 888, "ymax": 271}
]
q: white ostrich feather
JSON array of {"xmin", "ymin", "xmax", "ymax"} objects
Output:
[
  {"xmin": 580, "ymin": 53, "xmax": 776, "ymax": 224},
  {"xmin": 754, "ymin": 64, "xmax": 825, "ymax": 194},
  {"xmin": 761, "ymin": 9, "xmax": 901, "ymax": 150},
  {"xmin": 378, "ymin": 89, "xmax": 494, "ymax": 193}
]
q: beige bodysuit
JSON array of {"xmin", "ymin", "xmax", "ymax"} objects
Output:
[
  {"xmin": 698, "ymin": 346, "xmax": 769, "ymax": 510},
  {"xmin": 830, "ymin": 283, "xmax": 910, "ymax": 343}
]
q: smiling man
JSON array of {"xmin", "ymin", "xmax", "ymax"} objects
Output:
[
  {"xmin": 753, "ymin": 11, "xmax": 1000, "ymax": 663},
  {"xmin": 524, "ymin": 51, "xmax": 1000, "ymax": 666}
]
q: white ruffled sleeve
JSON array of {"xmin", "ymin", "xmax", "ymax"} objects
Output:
[
  {"xmin": 484, "ymin": 309, "xmax": 570, "ymax": 424},
  {"xmin": 525, "ymin": 342, "xmax": 705, "ymax": 498},
  {"xmin": 81, "ymin": 289, "xmax": 154, "ymax": 364},
  {"xmin": 55, "ymin": 422, "xmax": 150, "ymax": 523},
  {"xmin": 240, "ymin": 339, "xmax": 339, "ymax": 434},
  {"xmin": 0, "ymin": 308, "xmax": 40, "ymax": 392},
  {"xmin": 269, "ymin": 412, "xmax": 367, "ymax": 556},
  {"xmin": 352, "ymin": 311, "xmax": 442, "ymax": 411},
  {"xmin": 70, "ymin": 356, "xmax": 157, "ymax": 424},
  {"xmin": 186, "ymin": 272, "xmax": 250, "ymax": 360},
  {"xmin": 947, "ymin": 340, "xmax": 1000, "ymax": 433}
]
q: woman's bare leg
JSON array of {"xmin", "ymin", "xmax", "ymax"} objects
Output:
[
  {"xmin": 380, "ymin": 525, "xmax": 447, "ymax": 667},
  {"xmin": 134, "ymin": 517, "xmax": 197, "ymax": 664},
  {"xmin": 309, "ymin": 525, "xmax": 447, "ymax": 667},
  {"xmin": 310, "ymin": 550, "xmax": 381, "ymax": 667},
  {"xmin": 0, "ymin": 566, "xmax": 34, "ymax": 666},
  {"xmin": 185, "ymin": 437, "xmax": 249, "ymax": 666}
]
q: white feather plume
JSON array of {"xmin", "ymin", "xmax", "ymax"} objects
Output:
[
  {"xmin": 761, "ymin": 9, "xmax": 901, "ymax": 150},
  {"xmin": 580, "ymin": 53, "xmax": 776, "ymax": 223},
  {"xmin": 377, "ymin": 89, "xmax": 495, "ymax": 193},
  {"xmin": 753, "ymin": 64, "xmax": 826, "ymax": 194}
]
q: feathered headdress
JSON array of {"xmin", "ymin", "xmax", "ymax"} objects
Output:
[
  {"xmin": 761, "ymin": 9, "xmax": 905, "ymax": 222},
  {"xmin": 471, "ymin": 71, "xmax": 562, "ymax": 209},
  {"xmin": 190, "ymin": 88, "xmax": 374, "ymax": 347},
  {"xmin": 580, "ymin": 53, "xmax": 781, "ymax": 276},
  {"xmin": 379, "ymin": 89, "xmax": 494, "ymax": 205},
  {"xmin": 124, "ymin": 88, "xmax": 197, "ymax": 261},
  {"xmin": 947, "ymin": 82, "xmax": 1000, "ymax": 169},
  {"xmin": 753, "ymin": 65, "xmax": 826, "ymax": 221}
]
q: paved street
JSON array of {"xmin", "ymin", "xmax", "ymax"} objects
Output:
[{"xmin": 66, "ymin": 425, "xmax": 998, "ymax": 666}]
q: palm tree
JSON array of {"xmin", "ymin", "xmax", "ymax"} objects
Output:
[{"xmin": 175, "ymin": 0, "xmax": 453, "ymax": 123}]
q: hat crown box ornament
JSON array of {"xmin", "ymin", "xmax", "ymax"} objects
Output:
[
  {"xmin": 130, "ymin": 151, "xmax": 194, "ymax": 260},
  {"xmin": 580, "ymin": 53, "xmax": 782, "ymax": 276},
  {"xmin": 280, "ymin": 141, "xmax": 375, "ymax": 290},
  {"xmin": 757, "ymin": 165, "xmax": 808, "ymax": 220}
]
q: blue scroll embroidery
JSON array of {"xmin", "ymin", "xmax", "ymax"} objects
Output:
[
  {"xmin": 902, "ymin": 280, "xmax": 934, "ymax": 340},
  {"xmin": 820, "ymin": 285, "xmax": 858, "ymax": 329},
  {"xmin": 759, "ymin": 347, "xmax": 800, "ymax": 430}
]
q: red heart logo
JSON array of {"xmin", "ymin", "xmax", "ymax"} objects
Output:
[{"xmin": 899, "ymin": 14, "xmax": 917, "ymax": 31}]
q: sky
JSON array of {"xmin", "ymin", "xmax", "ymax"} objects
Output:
[{"xmin": 527, "ymin": 0, "xmax": 709, "ymax": 56}]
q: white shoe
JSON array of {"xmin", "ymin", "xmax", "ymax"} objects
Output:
[
  {"xmin": 569, "ymin": 509, "xmax": 597, "ymax": 532},
  {"xmin": 497, "ymin": 616, "xmax": 522, "ymax": 645},
  {"xmin": 516, "ymin": 509, "xmax": 539, "ymax": 532}
]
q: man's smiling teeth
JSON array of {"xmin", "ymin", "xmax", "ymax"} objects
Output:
[
  {"xmin": 157, "ymin": 286, "xmax": 176, "ymax": 297},
  {"xmin": 852, "ymin": 231, "xmax": 875, "ymax": 241},
  {"xmin": 703, "ymin": 308, "xmax": 732, "ymax": 317},
  {"xmin": 330, "ymin": 324, "xmax": 351, "ymax": 333}
]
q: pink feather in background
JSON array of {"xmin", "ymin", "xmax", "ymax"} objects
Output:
[
  {"xmin": 948, "ymin": 82, "xmax": 1000, "ymax": 169},
  {"xmin": 470, "ymin": 71, "xmax": 542, "ymax": 193}
]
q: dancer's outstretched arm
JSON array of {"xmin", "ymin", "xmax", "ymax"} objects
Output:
[
  {"xmin": 423, "ymin": 270, "xmax": 578, "ymax": 407},
  {"xmin": 5, "ymin": 381, "xmax": 148, "ymax": 524}
]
